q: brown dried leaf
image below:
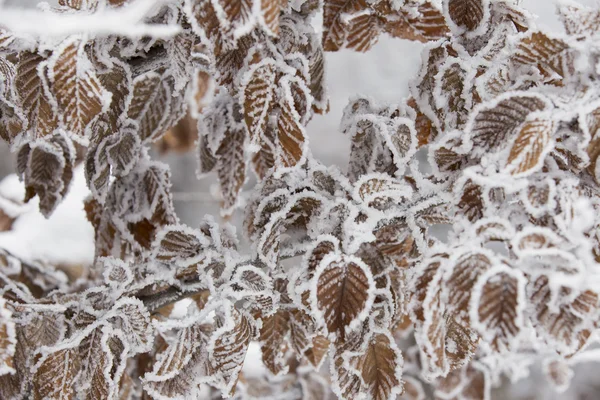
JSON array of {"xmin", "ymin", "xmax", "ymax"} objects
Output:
[
  {"xmin": 435, "ymin": 362, "xmax": 489, "ymax": 400},
  {"xmin": 357, "ymin": 175, "xmax": 410, "ymax": 209},
  {"xmin": 344, "ymin": 13, "xmax": 381, "ymax": 52},
  {"xmin": 127, "ymin": 72, "xmax": 176, "ymax": 142},
  {"xmin": 506, "ymin": 119, "xmax": 555, "ymax": 176},
  {"xmin": 219, "ymin": 0, "xmax": 253, "ymax": 31},
  {"xmin": 472, "ymin": 269, "xmax": 524, "ymax": 352},
  {"xmin": 18, "ymin": 135, "xmax": 74, "ymax": 217},
  {"xmin": 543, "ymin": 358, "xmax": 573, "ymax": 393},
  {"xmin": 447, "ymin": 251, "xmax": 492, "ymax": 317},
  {"xmin": 400, "ymin": 376, "xmax": 425, "ymax": 400},
  {"xmin": 322, "ymin": 0, "xmax": 371, "ymax": 52},
  {"xmin": 112, "ymin": 299, "xmax": 153, "ymax": 353},
  {"xmin": 512, "ymin": 31, "xmax": 574, "ymax": 80},
  {"xmin": 277, "ymin": 80, "xmax": 306, "ymax": 167},
  {"xmin": 243, "ymin": 60, "xmax": 277, "ymax": 142},
  {"xmin": 354, "ymin": 333, "xmax": 404, "ymax": 400},
  {"xmin": 446, "ymin": 0, "xmax": 487, "ymax": 32},
  {"xmin": 259, "ymin": 309, "xmax": 290, "ymax": 375},
  {"xmin": 251, "ymin": 122, "xmax": 276, "ymax": 179},
  {"xmin": 0, "ymin": 299, "xmax": 15, "ymax": 375},
  {"xmin": 336, "ymin": 331, "xmax": 404, "ymax": 400},
  {"xmin": 383, "ymin": 2, "xmax": 449, "ymax": 43},
  {"xmin": 144, "ymin": 324, "xmax": 211, "ymax": 399},
  {"xmin": 146, "ymin": 324, "xmax": 206, "ymax": 381},
  {"xmin": 34, "ymin": 348, "xmax": 81, "ymax": 400},
  {"xmin": 457, "ymin": 180, "xmax": 484, "ymax": 222},
  {"xmin": 469, "ymin": 94, "xmax": 549, "ymax": 151},
  {"xmin": 315, "ymin": 256, "xmax": 373, "ymax": 339},
  {"xmin": 217, "ymin": 126, "xmax": 247, "ymax": 214},
  {"xmin": 59, "ymin": 0, "xmax": 99, "ymax": 10},
  {"xmin": 16, "ymin": 52, "xmax": 58, "ymax": 138},
  {"xmin": 78, "ymin": 328, "xmax": 112, "ymax": 400},
  {"xmin": 558, "ymin": 2, "xmax": 600, "ymax": 37},
  {"xmin": 154, "ymin": 225, "xmax": 204, "ymax": 263},
  {"xmin": 106, "ymin": 127, "xmax": 140, "ymax": 177},
  {"xmin": 530, "ymin": 276, "xmax": 599, "ymax": 352},
  {"xmin": 261, "ymin": 0, "xmax": 281, "ymax": 35},
  {"xmin": 49, "ymin": 38, "xmax": 106, "ymax": 137},
  {"xmin": 309, "ymin": 45, "xmax": 328, "ymax": 113},
  {"xmin": 210, "ymin": 308, "xmax": 252, "ymax": 396}
]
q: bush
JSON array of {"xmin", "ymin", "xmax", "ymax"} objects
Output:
[{"xmin": 1, "ymin": 0, "xmax": 600, "ymax": 399}]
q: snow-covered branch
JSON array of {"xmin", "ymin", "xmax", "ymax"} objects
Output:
[{"xmin": 0, "ymin": 0, "xmax": 181, "ymax": 38}]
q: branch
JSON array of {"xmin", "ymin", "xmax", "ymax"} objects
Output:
[{"xmin": 137, "ymin": 285, "xmax": 209, "ymax": 314}]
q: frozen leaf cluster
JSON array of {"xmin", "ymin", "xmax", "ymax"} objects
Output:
[{"xmin": 2, "ymin": 0, "xmax": 600, "ymax": 399}]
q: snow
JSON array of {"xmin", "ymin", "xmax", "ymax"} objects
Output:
[
  {"xmin": 308, "ymin": 36, "xmax": 423, "ymax": 168},
  {"xmin": 0, "ymin": 0, "xmax": 181, "ymax": 39},
  {"xmin": 0, "ymin": 165, "xmax": 95, "ymax": 267}
]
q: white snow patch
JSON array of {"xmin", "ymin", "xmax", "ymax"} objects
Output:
[{"xmin": 0, "ymin": 165, "xmax": 95, "ymax": 267}]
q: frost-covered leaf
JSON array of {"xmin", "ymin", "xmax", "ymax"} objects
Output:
[
  {"xmin": 144, "ymin": 324, "xmax": 211, "ymax": 399},
  {"xmin": 436, "ymin": 62, "xmax": 470, "ymax": 130},
  {"xmin": 78, "ymin": 327, "xmax": 123, "ymax": 400},
  {"xmin": 48, "ymin": 37, "xmax": 108, "ymax": 138},
  {"xmin": 106, "ymin": 125, "xmax": 140, "ymax": 177},
  {"xmin": 0, "ymin": 299, "xmax": 15, "ymax": 376},
  {"xmin": 20, "ymin": 312, "xmax": 65, "ymax": 351},
  {"xmin": 277, "ymin": 78, "xmax": 307, "ymax": 167},
  {"xmin": 16, "ymin": 52, "xmax": 58, "ymax": 138},
  {"xmin": 470, "ymin": 267, "xmax": 525, "ymax": 352},
  {"xmin": 543, "ymin": 358, "xmax": 573, "ymax": 393},
  {"xmin": 512, "ymin": 31, "xmax": 574, "ymax": 80},
  {"xmin": 411, "ymin": 259, "xmax": 447, "ymax": 377},
  {"xmin": 289, "ymin": 309, "xmax": 330, "ymax": 368},
  {"xmin": 383, "ymin": 2, "xmax": 449, "ymax": 43},
  {"xmin": 505, "ymin": 119, "xmax": 555, "ymax": 176},
  {"xmin": 216, "ymin": 124, "xmax": 247, "ymax": 215},
  {"xmin": 468, "ymin": 93, "xmax": 550, "ymax": 152},
  {"xmin": 322, "ymin": 0, "xmax": 371, "ymax": 52},
  {"xmin": 17, "ymin": 133, "xmax": 74, "ymax": 217},
  {"xmin": 445, "ymin": 0, "xmax": 489, "ymax": 33},
  {"xmin": 400, "ymin": 376, "xmax": 425, "ymax": 400},
  {"xmin": 259, "ymin": 309, "xmax": 290, "ymax": 376},
  {"xmin": 59, "ymin": 0, "xmax": 98, "ymax": 10},
  {"xmin": 33, "ymin": 348, "xmax": 81, "ymax": 400},
  {"xmin": 447, "ymin": 251, "xmax": 492, "ymax": 318},
  {"xmin": 153, "ymin": 224, "xmax": 207, "ymax": 264},
  {"xmin": 242, "ymin": 59, "xmax": 277, "ymax": 143},
  {"xmin": 457, "ymin": 180, "xmax": 484, "ymax": 222},
  {"xmin": 382, "ymin": 118, "xmax": 417, "ymax": 168},
  {"xmin": 332, "ymin": 330, "xmax": 404, "ymax": 400},
  {"xmin": 355, "ymin": 332, "xmax": 404, "ymax": 400},
  {"xmin": 558, "ymin": 2, "xmax": 600, "ymax": 37},
  {"xmin": 309, "ymin": 45, "xmax": 328, "ymax": 114},
  {"xmin": 145, "ymin": 324, "xmax": 207, "ymax": 383},
  {"xmin": 127, "ymin": 72, "xmax": 178, "ymax": 142},
  {"xmin": 434, "ymin": 362, "xmax": 490, "ymax": 400},
  {"xmin": 198, "ymin": 131, "xmax": 218, "ymax": 175},
  {"xmin": 356, "ymin": 174, "xmax": 412, "ymax": 209},
  {"xmin": 110, "ymin": 298, "xmax": 153, "ymax": 354},
  {"xmin": 313, "ymin": 254, "xmax": 374, "ymax": 339},
  {"xmin": 208, "ymin": 307, "xmax": 252, "ymax": 396},
  {"xmin": 529, "ymin": 276, "xmax": 599, "ymax": 353}
]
